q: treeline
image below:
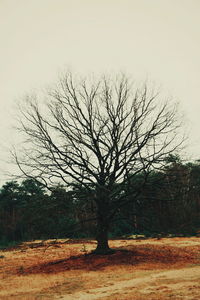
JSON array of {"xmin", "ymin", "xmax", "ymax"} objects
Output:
[{"xmin": 0, "ymin": 156, "xmax": 200, "ymax": 244}]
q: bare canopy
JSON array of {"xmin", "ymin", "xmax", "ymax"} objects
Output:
[{"xmin": 14, "ymin": 73, "xmax": 184, "ymax": 253}]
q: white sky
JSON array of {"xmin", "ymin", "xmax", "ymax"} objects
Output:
[{"xmin": 0, "ymin": 0, "xmax": 200, "ymax": 182}]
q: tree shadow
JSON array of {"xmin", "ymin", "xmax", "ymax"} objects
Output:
[{"xmin": 21, "ymin": 243, "xmax": 197, "ymax": 275}]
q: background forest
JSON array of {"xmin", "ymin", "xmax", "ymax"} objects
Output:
[{"xmin": 1, "ymin": 155, "xmax": 200, "ymax": 247}]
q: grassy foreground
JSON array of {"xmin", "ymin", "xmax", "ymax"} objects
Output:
[{"xmin": 0, "ymin": 237, "xmax": 200, "ymax": 299}]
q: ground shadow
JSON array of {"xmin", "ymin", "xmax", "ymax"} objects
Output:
[{"xmin": 21, "ymin": 243, "xmax": 198, "ymax": 275}]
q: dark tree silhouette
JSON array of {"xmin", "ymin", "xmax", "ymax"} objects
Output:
[{"xmin": 13, "ymin": 73, "xmax": 184, "ymax": 254}]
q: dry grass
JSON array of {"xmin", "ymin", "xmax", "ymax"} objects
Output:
[{"xmin": 0, "ymin": 237, "xmax": 199, "ymax": 299}]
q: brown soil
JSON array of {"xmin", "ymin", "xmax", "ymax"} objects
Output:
[{"xmin": 0, "ymin": 237, "xmax": 199, "ymax": 299}]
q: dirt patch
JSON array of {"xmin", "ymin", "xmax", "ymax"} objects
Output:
[{"xmin": 59, "ymin": 267, "xmax": 200, "ymax": 300}]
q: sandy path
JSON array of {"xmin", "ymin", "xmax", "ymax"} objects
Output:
[{"xmin": 60, "ymin": 266, "xmax": 200, "ymax": 300}]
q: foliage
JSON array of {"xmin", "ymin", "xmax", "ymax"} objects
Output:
[{"xmin": 0, "ymin": 157, "xmax": 200, "ymax": 244}]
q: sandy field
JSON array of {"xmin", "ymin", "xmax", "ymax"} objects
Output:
[{"xmin": 0, "ymin": 237, "xmax": 200, "ymax": 299}]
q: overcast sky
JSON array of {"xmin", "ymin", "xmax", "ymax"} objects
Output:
[{"xmin": 0, "ymin": 0, "xmax": 200, "ymax": 183}]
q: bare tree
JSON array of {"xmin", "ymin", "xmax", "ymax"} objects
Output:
[{"xmin": 13, "ymin": 73, "xmax": 184, "ymax": 254}]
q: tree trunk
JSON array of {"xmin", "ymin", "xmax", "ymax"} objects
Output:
[
  {"xmin": 92, "ymin": 187, "xmax": 114, "ymax": 255},
  {"xmin": 94, "ymin": 222, "xmax": 111, "ymax": 254},
  {"xmin": 93, "ymin": 207, "xmax": 114, "ymax": 254}
]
